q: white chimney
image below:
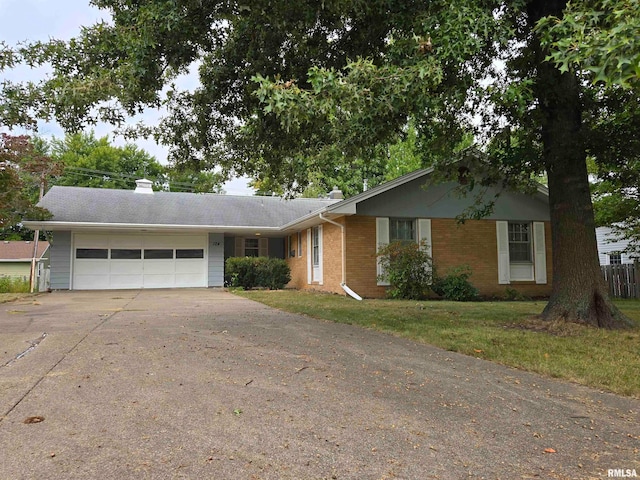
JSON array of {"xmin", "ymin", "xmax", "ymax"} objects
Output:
[
  {"xmin": 328, "ymin": 186, "xmax": 343, "ymax": 200},
  {"xmin": 134, "ymin": 178, "xmax": 154, "ymax": 194}
]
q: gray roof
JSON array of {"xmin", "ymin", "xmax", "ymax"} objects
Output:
[{"xmin": 35, "ymin": 186, "xmax": 339, "ymax": 228}]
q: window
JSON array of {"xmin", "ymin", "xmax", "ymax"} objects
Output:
[
  {"xmin": 390, "ymin": 218, "xmax": 415, "ymax": 243},
  {"xmin": 497, "ymin": 221, "xmax": 546, "ymax": 284},
  {"xmin": 144, "ymin": 249, "xmax": 173, "ymax": 259},
  {"xmin": 244, "ymin": 238, "xmax": 260, "ymax": 257},
  {"xmin": 288, "ymin": 235, "xmax": 296, "ymax": 258},
  {"xmin": 297, "ymin": 232, "xmax": 302, "ymax": 257},
  {"xmin": 76, "ymin": 248, "xmax": 108, "ymax": 259},
  {"xmin": 609, "ymin": 252, "xmax": 622, "ymax": 265},
  {"xmin": 508, "ymin": 223, "xmax": 532, "ymax": 263},
  {"xmin": 312, "ymin": 226, "xmax": 320, "ymax": 266},
  {"xmin": 176, "ymin": 249, "xmax": 204, "ymax": 259},
  {"xmin": 111, "ymin": 249, "xmax": 142, "ymax": 260}
]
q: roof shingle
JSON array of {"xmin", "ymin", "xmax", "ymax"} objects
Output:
[
  {"xmin": 36, "ymin": 186, "xmax": 339, "ymax": 227},
  {"xmin": 0, "ymin": 241, "xmax": 49, "ymax": 260}
]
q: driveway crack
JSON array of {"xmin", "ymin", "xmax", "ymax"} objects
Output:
[
  {"xmin": 2, "ymin": 333, "xmax": 48, "ymax": 368},
  {"xmin": 0, "ymin": 291, "xmax": 141, "ymax": 424}
]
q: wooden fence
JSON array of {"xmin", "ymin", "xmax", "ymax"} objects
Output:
[{"xmin": 601, "ymin": 264, "xmax": 640, "ymax": 299}]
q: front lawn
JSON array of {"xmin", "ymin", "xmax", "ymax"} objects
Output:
[{"xmin": 235, "ymin": 290, "xmax": 640, "ymax": 398}]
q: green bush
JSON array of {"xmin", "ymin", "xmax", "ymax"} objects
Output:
[
  {"xmin": 0, "ymin": 276, "xmax": 30, "ymax": 293},
  {"xmin": 432, "ymin": 265, "xmax": 479, "ymax": 301},
  {"xmin": 377, "ymin": 241, "xmax": 433, "ymax": 300},
  {"xmin": 225, "ymin": 257, "xmax": 291, "ymax": 290}
]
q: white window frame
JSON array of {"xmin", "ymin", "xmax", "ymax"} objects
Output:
[
  {"xmin": 306, "ymin": 226, "xmax": 323, "ymax": 284},
  {"xmin": 376, "ymin": 217, "xmax": 431, "ymax": 286},
  {"xmin": 609, "ymin": 252, "xmax": 622, "ymax": 265},
  {"xmin": 496, "ymin": 221, "xmax": 546, "ymax": 284}
]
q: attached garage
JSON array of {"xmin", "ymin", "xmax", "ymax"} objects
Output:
[
  {"xmin": 22, "ymin": 181, "xmax": 337, "ymax": 291},
  {"xmin": 72, "ymin": 233, "xmax": 208, "ymax": 290}
]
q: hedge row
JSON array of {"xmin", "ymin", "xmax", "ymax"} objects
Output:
[{"xmin": 225, "ymin": 257, "xmax": 291, "ymax": 290}]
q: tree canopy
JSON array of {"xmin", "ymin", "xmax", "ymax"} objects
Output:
[
  {"xmin": 0, "ymin": 134, "xmax": 59, "ymax": 238},
  {"xmin": 1, "ymin": 0, "xmax": 638, "ymax": 328}
]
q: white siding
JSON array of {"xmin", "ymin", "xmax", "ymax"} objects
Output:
[
  {"xmin": 596, "ymin": 227, "xmax": 634, "ymax": 265},
  {"xmin": 50, "ymin": 231, "xmax": 71, "ymax": 290},
  {"xmin": 208, "ymin": 233, "xmax": 224, "ymax": 287}
]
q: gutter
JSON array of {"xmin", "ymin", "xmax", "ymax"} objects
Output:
[
  {"xmin": 21, "ymin": 221, "xmax": 282, "ymax": 234},
  {"xmin": 318, "ymin": 212, "xmax": 362, "ymax": 301}
]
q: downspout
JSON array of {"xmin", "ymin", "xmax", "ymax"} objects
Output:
[{"xmin": 318, "ymin": 212, "xmax": 362, "ymax": 301}]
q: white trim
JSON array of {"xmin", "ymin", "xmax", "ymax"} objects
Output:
[
  {"xmin": 311, "ymin": 225, "xmax": 323, "ymax": 284},
  {"xmin": 22, "ymin": 221, "xmax": 282, "ymax": 234},
  {"xmin": 533, "ymin": 222, "xmax": 547, "ymax": 284},
  {"xmin": 496, "ymin": 221, "xmax": 510, "ymax": 284}
]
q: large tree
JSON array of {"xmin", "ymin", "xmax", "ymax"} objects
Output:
[
  {"xmin": 45, "ymin": 132, "xmax": 224, "ymax": 193},
  {"xmin": 1, "ymin": 0, "xmax": 637, "ymax": 328},
  {"xmin": 0, "ymin": 134, "xmax": 59, "ymax": 239}
]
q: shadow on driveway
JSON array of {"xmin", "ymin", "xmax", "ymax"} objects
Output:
[{"xmin": 0, "ymin": 289, "xmax": 638, "ymax": 479}]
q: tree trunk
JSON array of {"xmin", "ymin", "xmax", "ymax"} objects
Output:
[{"xmin": 528, "ymin": 0, "xmax": 631, "ymax": 328}]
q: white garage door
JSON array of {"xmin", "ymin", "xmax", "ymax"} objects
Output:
[{"xmin": 72, "ymin": 233, "xmax": 207, "ymax": 290}]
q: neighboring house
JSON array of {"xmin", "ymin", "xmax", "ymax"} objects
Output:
[
  {"xmin": 596, "ymin": 227, "xmax": 636, "ymax": 265},
  {"xmin": 23, "ymin": 171, "xmax": 552, "ymax": 298},
  {"xmin": 0, "ymin": 240, "xmax": 50, "ymax": 281}
]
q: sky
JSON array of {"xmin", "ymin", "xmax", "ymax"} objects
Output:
[{"xmin": 0, "ymin": 0, "xmax": 254, "ymax": 195}]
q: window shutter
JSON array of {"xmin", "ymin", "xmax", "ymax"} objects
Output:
[
  {"xmin": 235, "ymin": 237, "xmax": 244, "ymax": 257},
  {"xmin": 417, "ymin": 219, "xmax": 433, "ymax": 282},
  {"xmin": 376, "ymin": 217, "xmax": 390, "ymax": 286},
  {"xmin": 317, "ymin": 225, "xmax": 323, "ymax": 285},
  {"xmin": 259, "ymin": 238, "xmax": 269, "ymax": 257},
  {"xmin": 307, "ymin": 229, "xmax": 312, "ymax": 284},
  {"xmin": 533, "ymin": 222, "xmax": 547, "ymax": 284},
  {"xmin": 496, "ymin": 221, "xmax": 510, "ymax": 284}
]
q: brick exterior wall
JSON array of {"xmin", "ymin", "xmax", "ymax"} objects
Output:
[
  {"xmin": 288, "ymin": 216, "xmax": 553, "ymax": 299},
  {"xmin": 430, "ymin": 219, "xmax": 553, "ymax": 298},
  {"xmin": 286, "ymin": 222, "xmax": 345, "ymax": 295},
  {"xmin": 286, "ymin": 232, "xmax": 307, "ymax": 289}
]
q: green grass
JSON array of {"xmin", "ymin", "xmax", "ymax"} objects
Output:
[
  {"xmin": 235, "ymin": 290, "xmax": 640, "ymax": 398},
  {"xmin": 0, "ymin": 276, "xmax": 30, "ymax": 294},
  {"xmin": 0, "ymin": 293, "xmax": 33, "ymax": 303}
]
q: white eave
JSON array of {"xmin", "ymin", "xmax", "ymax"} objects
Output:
[
  {"xmin": 0, "ymin": 258, "xmax": 41, "ymax": 262},
  {"xmin": 21, "ymin": 221, "xmax": 283, "ymax": 236}
]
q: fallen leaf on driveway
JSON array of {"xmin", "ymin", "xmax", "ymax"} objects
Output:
[
  {"xmin": 544, "ymin": 448, "xmax": 557, "ymax": 454},
  {"xmin": 23, "ymin": 416, "xmax": 45, "ymax": 424}
]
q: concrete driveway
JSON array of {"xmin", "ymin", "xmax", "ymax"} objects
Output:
[{"xmin": 0, "ymin": 289, "xmax": 638, "ymax": 479}]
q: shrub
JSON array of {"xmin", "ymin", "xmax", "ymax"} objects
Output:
[
  {"xmin": 225, "ymin": 257, "xmax": 291, "ymax": 290},
  {"xmin": 0, "ymin": 276, "xmax": 30, "ymax": 293},
  {"xmin": 504, "ymin": 287, "xmax": 528, "ymax": 301},
  {"xmin": 377, "ymin": 241, "xmax": 433, "ymax": 300},
  {"xmin": 432, "ymin": 265, "xmax": 479, "ymax": 301}
]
